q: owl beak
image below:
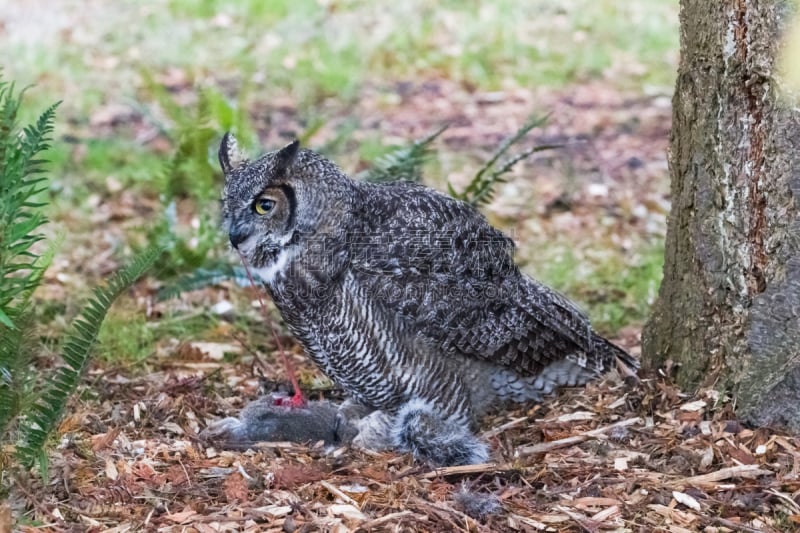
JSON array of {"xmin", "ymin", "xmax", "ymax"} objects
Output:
[{"xmin": 229, "ymin": 226, "xmax": 249, "ymax": 249}]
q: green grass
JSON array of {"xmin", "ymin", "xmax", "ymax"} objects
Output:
[
  {"xmin": 80, "ymin": 139, "xmax": 165, "ymax": 189},
  {"xmin": 152, "ymin": 311, "xmax": 219, "ymax": 340},
  {"xmin": 533, "ymin": 241, "xmax": 664, "ymax": 334},
  {"xmin": 97, "ymin": 307, "xmax": 156, "ymax": 363},
  {"xmin": 2, "ymin": 0, "xmax": 678, "ymax": 116},
  {"xmin": 97, "ymin": 305, "xmax": 225, "ymax": 364}
]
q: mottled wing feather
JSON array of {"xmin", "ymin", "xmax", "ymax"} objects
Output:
[
  {"xmin": 418, "ymin": 276, "xmax": 595, "ymax": 375},
  {"xmin": 352, "ymin": 183, "xmax": 598, "ymax": 376}
]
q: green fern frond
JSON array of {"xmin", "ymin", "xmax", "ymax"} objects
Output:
[
  {"xmin": 360, "ymin": 125, "xmax": 448, "ymax": 184},
  {"xmin": 0, "ymin": 79, "xmax": 23, "ymax": 167},
  {"xmin": 0, "ymin": 81, "xmax": 59, "ymax": 325},
  {"xmin": 0, "ymin": 311, "xmax": 34, "ymax": 436},
  {"xmin": 161, "ymin": 99, "xmax": 217, "ymax": 201},
  {"xmin": 157, "ymin": 262, "xmax": 247, "ymax": 300},
  {"xmin": 452, "ymin": 114, "xmax": 559, "ymax": 207},
  {"xmin": 141, "ymin": 74, "xmax": 238, "ymax": 202},
  {"xmin": 0, "ymin": 246, "xmax": 56, "ymax": 437},
  {"xmin": 15, "ymin": 246, "xmax": 162, "ymax": 470},
  {"xmin": 19, "ymin": 103, "xmax": 59, "ymax": 169},
  {"xmin": 135, "ymin": 85, "xmax": 233, "ymax": 280},
  {"xmin": 0, "ymin": 75, "xmax": 58, "ymax": 442}
]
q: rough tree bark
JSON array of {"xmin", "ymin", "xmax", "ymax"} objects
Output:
[{"xmin": 642, "ymin": 0, "xmax": 800, "ymax": 431}]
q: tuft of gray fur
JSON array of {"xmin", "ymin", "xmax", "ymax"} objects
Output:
[
  {"xmin": 453, "ymin": 483, "xmax": 503, "ymax": 520},
  {"xmin": 391, "ymin": 399, "xmax": 489, "ymax": 466}
]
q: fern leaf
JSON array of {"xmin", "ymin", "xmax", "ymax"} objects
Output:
[
  {"xmin": 453, "ymin": 114, "xmax": 559, "ymax": 207},
  {"xmin": 0, "ymin": 325, "xmax": 23, "ymax": 434},
  {"xmin": 0, "ymin": 81, "xmax": 58, "ymax": 325},
  {"xmin": 157, "ymin": 262, "xmax": 246, "ymax": 300},
  {"xmin": 15, "ymin": 246, "xmax": 161, "ymax": 469},
  {"xmin": 0, "ymin": 310, "xmax": 13, "ymax": 329},
  {"xmin": 0, "ymin": 75, "xmax": 59, "ymax": 444},
  {"xmin": 0, "ymin": 309, "xmax": 39, "ymax": 441},
  {"xmin": 18, "ymin": 103, "xmax": 59, "ymax": 168},
  {"xmin": 360, "ymin": 125, "xmax": 448, "ymax": 184}
]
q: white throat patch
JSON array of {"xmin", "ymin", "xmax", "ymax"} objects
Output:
[{"xmin": 253, "ymin": 246, "xmax": 299, "ymax": 286}]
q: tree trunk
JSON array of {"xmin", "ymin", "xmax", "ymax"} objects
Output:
[{"xmin": 642, "ymin": 0, "xmax": 800, "ymax": 431}]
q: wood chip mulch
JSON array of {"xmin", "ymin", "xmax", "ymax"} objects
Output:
[{"xmin": 6, "ymin": 348, "xmax": 800, "ymax": 533}]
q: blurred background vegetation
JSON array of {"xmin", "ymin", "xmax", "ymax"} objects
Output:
[{"xmin": 0, "ymin": 0, "xmax": 678, "ymax": 365}]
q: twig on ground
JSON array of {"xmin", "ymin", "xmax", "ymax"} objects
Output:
[
  {"xmin": 516, "ymin": 417, "xmax": 643, "ymax": 456},
  {"xmin": 421, "ymin": 463, "xmax": 502, "ymax": 479},
  {"xmin": 481, "ymin": 416, "xmax": 529, "ymax": 439},
  {"xmin": 668, "ymin": 464, "xmax": 773, "ymax": 489},
  {"xmin": 705, "ymin": 516, "xmax": 773, "ymax": 533},
  {"xmin": 319, "ymin": 480, "xmax": 360, "ymax": 508},
  {"xmin": 356, "ymin": 510, "xmax": 420, "ymax": 530}
]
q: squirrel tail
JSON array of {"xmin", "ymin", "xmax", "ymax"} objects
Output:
[{"xmin": 390, "ymin": 399, "xmax": 489, "ymax": 466}]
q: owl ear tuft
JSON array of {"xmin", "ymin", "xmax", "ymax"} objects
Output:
[
  {"xmin": 219, "ymin": 132, "xmax": 246, "ymax": 174},
  {"xmin": 275, "ymin": 139, "xmax": 300, "ymax": 171}
]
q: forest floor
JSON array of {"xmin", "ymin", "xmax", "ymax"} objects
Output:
[{"xmin": 3, "ymin": 1, "xmax": 800, "ymax": 531}]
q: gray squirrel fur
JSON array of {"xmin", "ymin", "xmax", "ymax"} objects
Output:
[{"xmin": 201, "ymin": 396, "xmax": 346, "ymax": 449}]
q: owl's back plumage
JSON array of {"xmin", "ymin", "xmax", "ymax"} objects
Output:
[
  {"xmin": 219, "ymin": 136, "xmax": 638, "ymax": 465},
  {"xmin": 347, "ymin": 181, "xmax": 635, "ymax": 378}
]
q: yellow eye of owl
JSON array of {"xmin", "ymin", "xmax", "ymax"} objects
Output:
[{"xmin": 254, "ymin": 197, "xmax": 275, "ymax": 215}]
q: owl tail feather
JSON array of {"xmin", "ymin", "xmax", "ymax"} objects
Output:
[
  {"xmin": 391, "ymin": 399, "xmax": 490, "ymax": 466},
  {"xmin": 593, "ymin": 333, "xmax": 639, "ymax": 376}
]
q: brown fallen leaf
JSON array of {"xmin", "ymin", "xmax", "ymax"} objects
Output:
[
  {"xmin": 90, "ymin": 427, "xmax": 121, "ymax": 452},
  {"xmin": 223, "ymin": 471, "xmax": 250, "ymax": 503},
  {"xmin": 273, "ymin": 464, "xmax": 327, "ymax": 489},
  {"xmin": 105, "ymin": 457, "xmax": 119, "ymax": 481},
  {"xmin": 165, "ymin": 463, "xmax": 191, "ymax": 487},
  {"xmin": 164, "ymin": 507, "xmax": 198, "ymax": 524},
  {"xmin": 0, "ymin": 504, "xmax": 11, "ymax": 533}
]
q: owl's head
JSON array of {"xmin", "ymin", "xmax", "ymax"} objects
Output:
[{"xmin": 219, "ymin": 134, "xmax": 351, "ymax": 268}]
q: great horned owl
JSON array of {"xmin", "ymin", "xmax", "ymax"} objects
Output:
[{"xmin": 216, "ymin": 134, "xmax": 638, "ymax": 465}]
